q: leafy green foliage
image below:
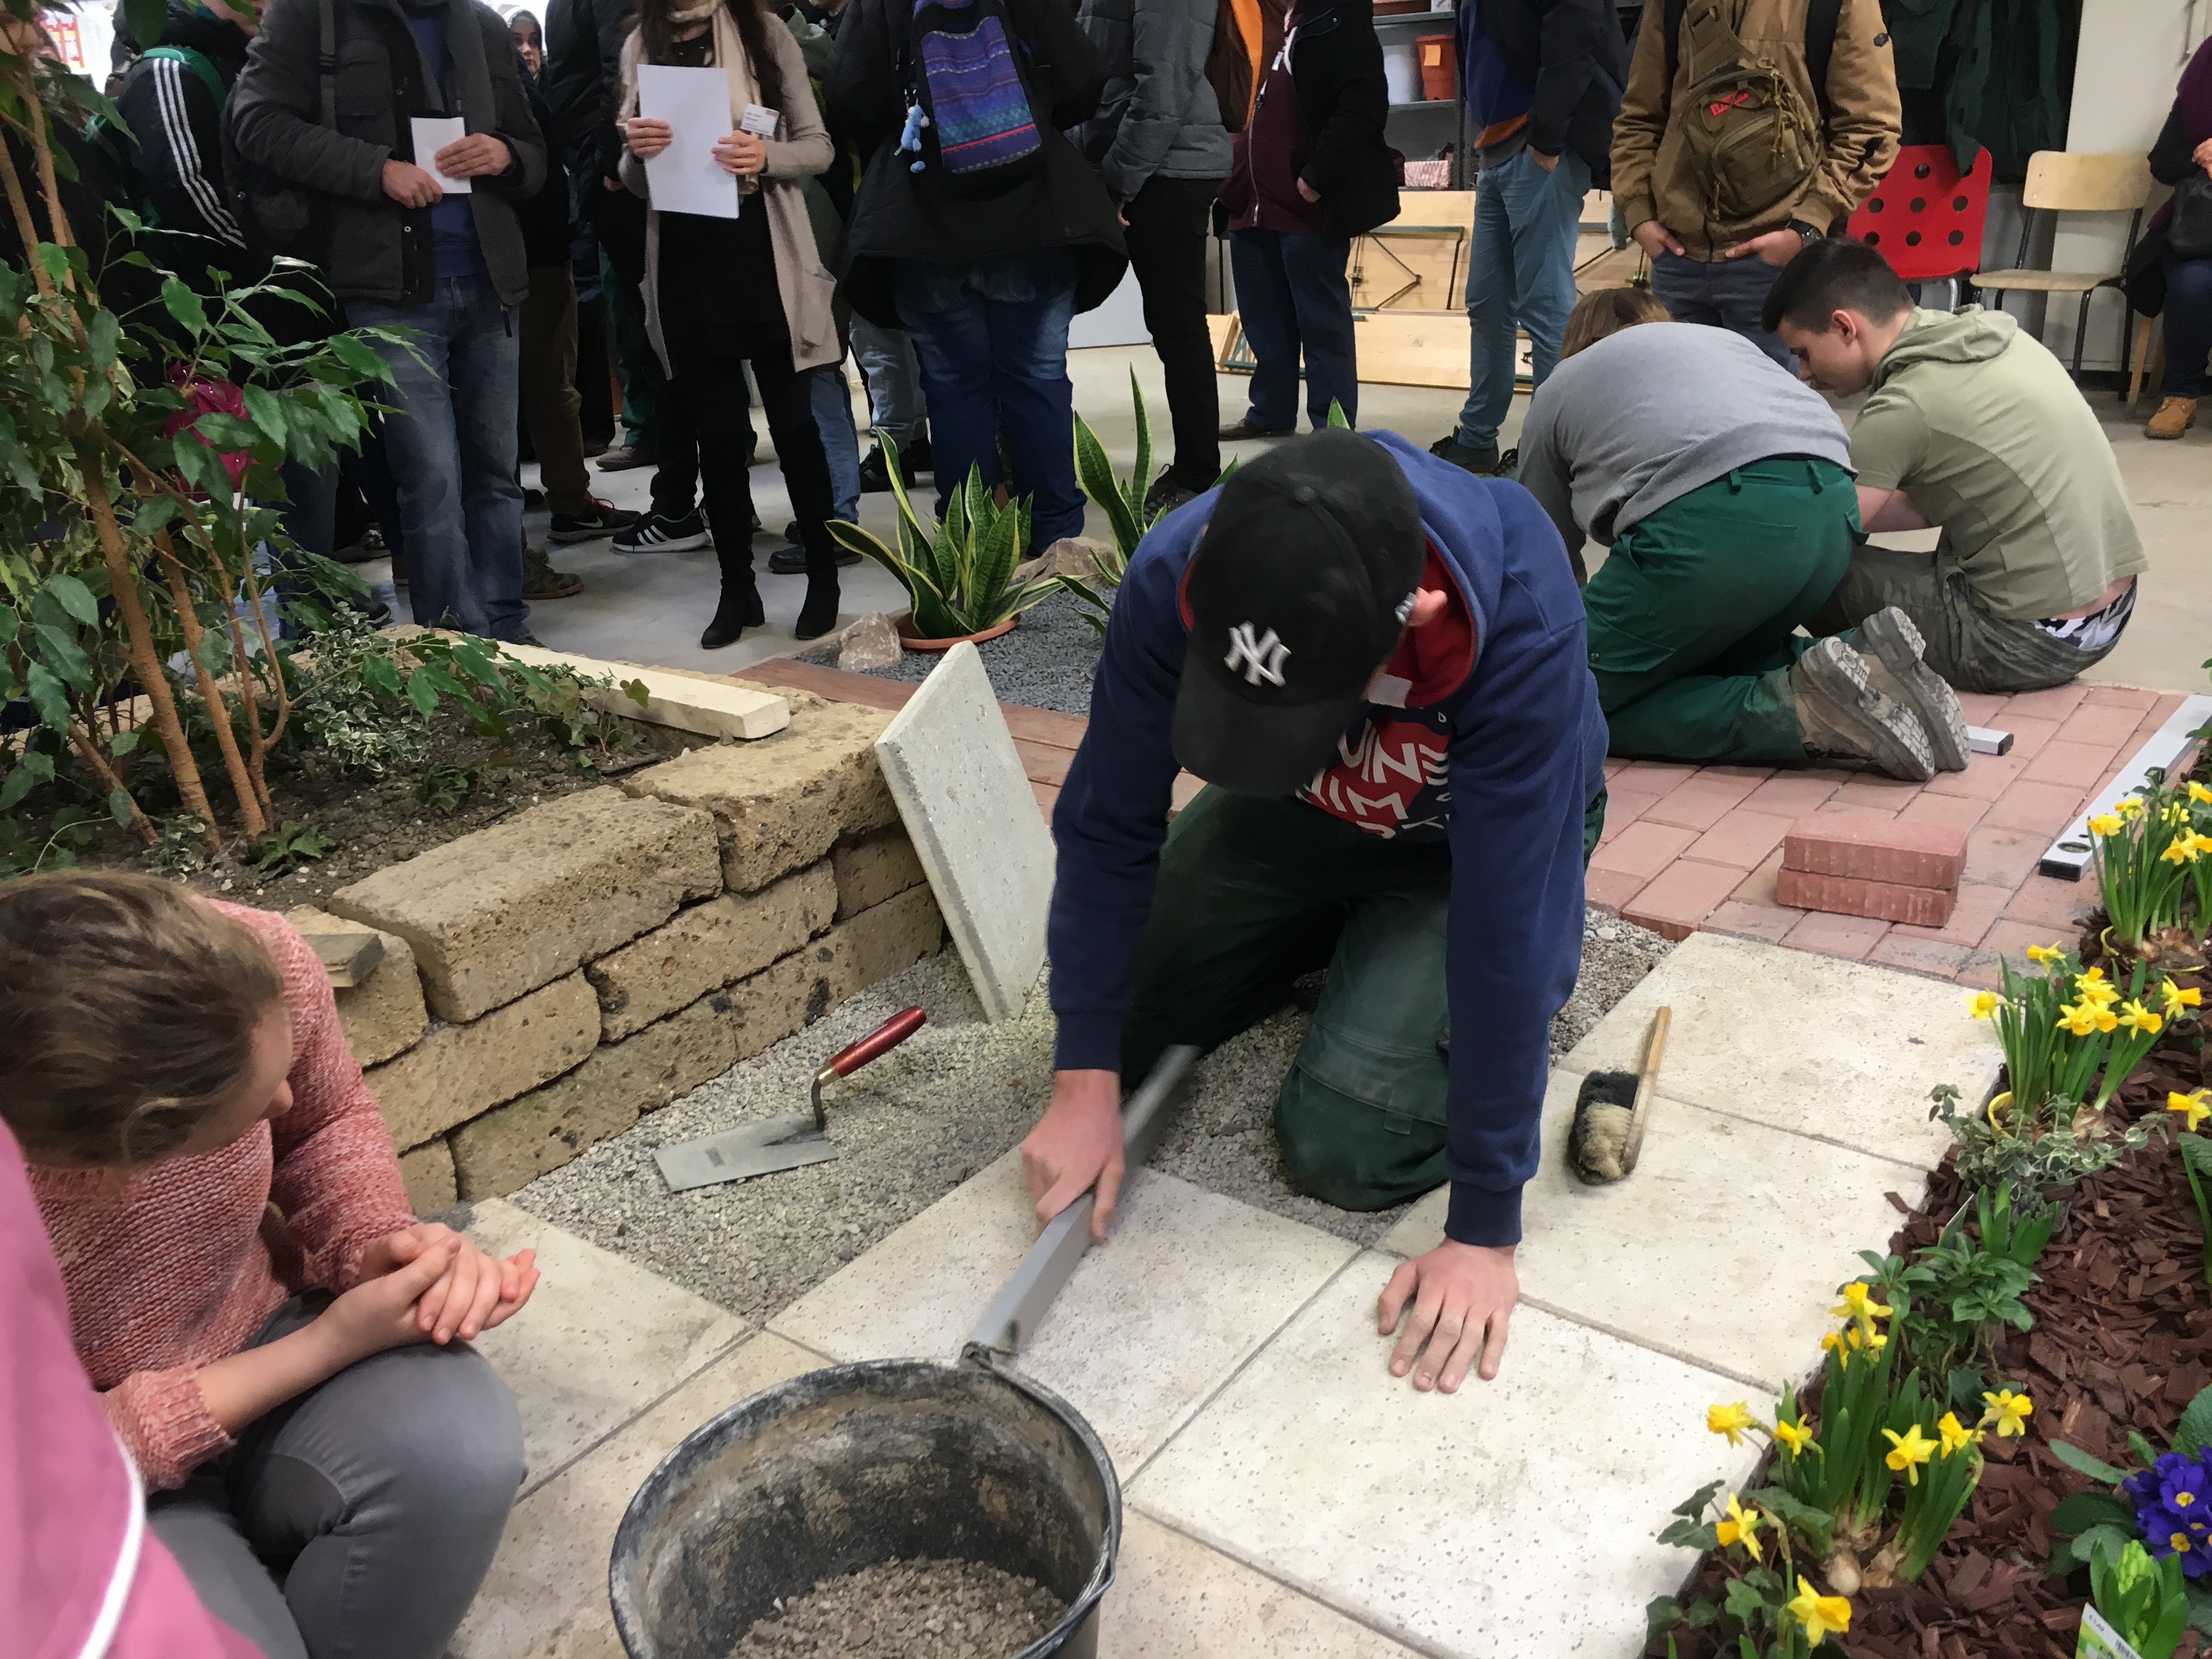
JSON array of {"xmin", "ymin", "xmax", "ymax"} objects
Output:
[
  {"xmin": 247, "ymin": 822, "xmax": 332, "ymax": 874},
  {"xmin": 829, "ymin": 444, "xmax": 1062, "ymax": 638},
  {"xmin": 1070, "ymin": 368, "xmax": 1156, "ymax": 576},
  {"xmin": 415, "ymin": 764, "xmax": 477, "ymax": 815},
  {"xmin": 2089, "ymin": 1537, "xmax": 2191, "ymax": 1659},
  {"xmin": 1928, "ymin": 1081, "xmax": 2152, "ymax": 1203}
]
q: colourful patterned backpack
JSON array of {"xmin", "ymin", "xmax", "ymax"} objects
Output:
[{"xmin": 900, "ymin": 0, "xmax": 1045, "ymax": 198}]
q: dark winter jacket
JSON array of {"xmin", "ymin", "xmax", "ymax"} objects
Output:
[
  {"xmin": 540, "ymin": 0, "xmax": 625, "ymax": 187},
  {"xmin": 1263, "ymin": 0, "xmax": 1396, "ymax": 242},
  {"xmin": 114, "ymin": 2, "xmax": 253, "ymax": 253},
  {"xmin": 1048, "ymin": 429, "xmax": 1606, "ymax": 1250},
  {"xmin": 827, "ymin": 0, "xmax": 1128, "ymax": 328},
  {"xmin": 227, "ymin": 0, "xmax": 545, "ymax": 307},
  {"xmin": 1074, "ymin": 0, "xmax": 1232, "ymax": 202},
  {"xmin": 1455, "ymin": 0, "xmax": 1625, "ymax": 184},
  {"xmin": 516, "ymin": 66, "xmax": 572, "ymax": 266}
]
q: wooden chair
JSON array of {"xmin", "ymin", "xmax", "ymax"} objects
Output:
[{"xmin": 1965, "ymin": 150, "xmax": 2154, "ymax": 377}]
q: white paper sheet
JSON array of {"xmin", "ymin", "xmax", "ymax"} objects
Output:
[
  {"xmin": 409, "ymin": 116, "xmax": 471, "ymax": 195},
  {"xmin": 637, "ymin": 64, "xmax": 740, "ymax": 220}
]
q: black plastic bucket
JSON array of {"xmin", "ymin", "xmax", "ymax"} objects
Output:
[{"xmin": 607, "ymin": 1357, "xmax": 1120, "ymax": 1659}]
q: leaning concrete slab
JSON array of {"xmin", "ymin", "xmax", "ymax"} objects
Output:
[{"xmin": 874, "ymin": 642, "xmax": 1054, "ymax": 1023}]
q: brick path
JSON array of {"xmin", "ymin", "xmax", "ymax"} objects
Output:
[{"xmin": 743, "ymin": 662, "xmax": 2190, "ymax": 988}]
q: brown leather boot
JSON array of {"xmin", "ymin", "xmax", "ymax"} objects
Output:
[{"xmin": 2147, "ymin": 395, "xmax": 2198, "ymax": 439}]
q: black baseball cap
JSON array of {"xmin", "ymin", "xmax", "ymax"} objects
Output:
[{"xmin": 1172, "ymin": 428, "xmax": 1427, "ymax": 795}]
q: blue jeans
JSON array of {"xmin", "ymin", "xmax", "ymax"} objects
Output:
[
  {"xmin": 1229, "ymin": 228, "xmax": 1357, "ymax": 429},
  {"xmin": 348, "ymin": 277, "xmax": 527, "ymax": 641},
  {"xmin": 889, "ymin": 250, "xmax": 1084, "ymax": 546},
  {"xmin": 1649, "ymin": 250, "xmax": 1795, "ymax": 370},
  {"xmin": 1457, "ymin": 148, "xmax": 1592, "ymax": 452},
  {"xmin": 850, "ymin": 313, "xmax": 928, "ymax": 448},
  {"xmin": 809, "ymin": 363, "xmax": 862, "ymax": 522},
  {"xmin": 2164, "ymin": 255, "xmax": 2212, "ymax": 398}
]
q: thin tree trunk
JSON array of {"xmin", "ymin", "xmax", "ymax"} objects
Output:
[
  {"xmin": 66, "ymin": 721, "xmax": 155, "ymax": 843},
  {"xmin": 76, "ymin": 445, "xmax": 223, "ymax": 850},
  {"xmin": 151, "ymin": 524, "xmax": 268, "ymax": 839}
]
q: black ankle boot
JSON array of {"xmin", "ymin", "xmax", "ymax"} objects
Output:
[
  {"xmin": 793, "ymin": 575, "xmax": 840, "ymax": 641},
  {"xmin": 701, "ymin": 555, "xmax": 765, "ymax": 650}
]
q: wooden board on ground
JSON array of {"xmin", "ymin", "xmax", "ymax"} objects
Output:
[
  {"xmin": 1206, "ymin": 312, "xmax": 1239, "ymax": 369},
  {"xmin": 1352, "ymin": 309, "xmax": 1474, "ymax": 389},
  {"xmin": 1351, "ymin": 225, "xmax": 1467, "ymax": 312},
  {"xmin": 498, "ymin": 642, "xmax": 791, "ymax": 741}
]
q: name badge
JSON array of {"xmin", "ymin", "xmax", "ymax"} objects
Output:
[{"xmin": 739, "ymin": 103, "xmax": 780, "ymax": 138}]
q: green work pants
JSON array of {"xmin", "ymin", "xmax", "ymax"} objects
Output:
[
  {"xmin": 1120, "ymin": 787, "xmax": 1605, "ymax": 1212},
  {"xmin": 1585, "ymin": 457, "xmax": 1860, "ymax": 766}
]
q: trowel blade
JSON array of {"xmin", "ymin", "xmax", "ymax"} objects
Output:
[{"xmin": 654, "ymin": 1113, "xmax": 839, "ymax": 1192}]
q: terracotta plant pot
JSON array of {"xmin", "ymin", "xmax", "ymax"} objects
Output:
[{"xmin": 894, "ymin": 611, "xmax": 1018, "ymax": 652}]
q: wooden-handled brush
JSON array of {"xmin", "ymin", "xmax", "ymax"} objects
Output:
[{"xmin": 1567, "ymin": 1006, "xmax": 1672, "ymax": 1185}]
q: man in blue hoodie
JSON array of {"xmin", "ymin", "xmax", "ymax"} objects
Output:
[{"xmin": 1029, "ymin": 428, "xmax": 1606, "ymax": 1392}]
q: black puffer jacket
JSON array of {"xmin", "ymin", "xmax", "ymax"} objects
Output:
[
  {"xmin": 227, "ymin": 0, "xmax": 545, "ymax": 307},
  {"xmin": 540, "ymin": 0, "xmax": 626, "ymax": 186},
  {"xmin": 1284, "ymin": 0, "xmax": 1397, "ymax": 241},
  {"xmin": 1463, "ymin": 0, "xmax": 1625, "ymax": 183},
  {"xmin": 827, "ymin": 0, "xmax": 1128, "ymax": 328}
]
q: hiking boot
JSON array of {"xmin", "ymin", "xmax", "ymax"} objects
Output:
[
  {"xmin": 2147, "ymin": 396, "xmax": 2198, "ymax": 439},
  {"xmin": 549, "ymin": 496, "xmax": 642, "ymax": 543},
  {"xmin": 1842, "ymin": 607, "xmax": 1969, "ymax": 772},
  {"xmin": 1428, "ymin": 435, "xmax": 1520, "ymax": 476},
  {"xmin": 613, "ymin": 509, "xmax": 711, "ymax": 554},
  {"xmin": 767, "ymin": 523, "xmax": 860, "ymax": 574},
  {"xmin": 595, "ymin": 443, "xmax": 657, "ymax": 472},
  {"xmin": 522, "ymin": 540, "xmax": 583, "ymax": 600},
  {"xmin": 1143, "ymin": 469, "xmax": 1203, "ymax": 519},
  {"xmin": 1219, "ymin": 419, "xmax": 1293, "ymax": 441},
  {"xmin": 1791, "ymin": 636, "xmax": 1935, "ymax": 782}
]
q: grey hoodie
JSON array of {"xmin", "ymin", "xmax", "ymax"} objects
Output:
[
  {"xmin": 1074, "ymin": 0, "xmax": 1233, "ymax": 201},
  {"xmin": 1514, "ymin": 321, "xmax": 1852, "ymax": 561}
]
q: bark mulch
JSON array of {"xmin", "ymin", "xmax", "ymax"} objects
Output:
[{"xmin": 1650, "ymin": 953, "xmax": 2210, "ymax": 1659}]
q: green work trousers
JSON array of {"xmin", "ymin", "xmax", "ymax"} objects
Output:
[
  {"xmin": 1120, "ymin": 787, "xmax": 1605, "ymax": 1212},
  {"xmin": 1585, "ymin": 457, "xmax": 1860, "ymax": 766}
]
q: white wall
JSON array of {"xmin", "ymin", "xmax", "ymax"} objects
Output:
[{"xmin": 2042, "ymin": 0, "xmax": 2212, "ymax": 368}]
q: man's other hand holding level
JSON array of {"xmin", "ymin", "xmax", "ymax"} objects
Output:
[{"xmin": 1022, "ymin": 1069, "xmax": 1124, "ymax": 1240}]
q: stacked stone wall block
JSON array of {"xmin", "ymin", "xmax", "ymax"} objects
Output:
[{"xmin": 586, "ymin": 862, "xmax": 837, "ymax": 1041}]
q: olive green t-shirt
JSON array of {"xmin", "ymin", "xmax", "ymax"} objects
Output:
[{"xmin": 1849, "ymin": 308, "xmax": 2146, "ymax": 620}]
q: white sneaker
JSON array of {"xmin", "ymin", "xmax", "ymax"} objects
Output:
[{"xmin": 613, "ymin": 510, "xmax": 710, "ymax": 555}]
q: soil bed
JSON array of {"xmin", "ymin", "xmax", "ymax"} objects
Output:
[
  {"xmin": 57, "ymin": 698, "xmax": 657, "ymax": 909},
  {"xmin": 730, "ymin": 1557, "xmax": 1064, "ymax": 1658},
  {"xmin": 509, "ymin": 911, "xmax": 1673, "ymax": 1313},
  {"xmin": 803, "ymin": 591, "xmax": 1102, "ymax": 717}
]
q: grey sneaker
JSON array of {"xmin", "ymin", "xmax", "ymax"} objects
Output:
[
  {"xmin": 1791, "ymin": 636, "xmax": 1935, "ymax": 782},
  {"xmin": 1844, "ymin": 607, "xmax": 1970, "ymax": 772}
]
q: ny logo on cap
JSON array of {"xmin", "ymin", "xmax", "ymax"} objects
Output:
[{"xmin": 1225, "ymin": 623, "xmax": 1291, "ymax": 687}]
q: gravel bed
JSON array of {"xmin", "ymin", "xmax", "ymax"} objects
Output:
[
  {"xmin": 731, "ymin": 1558, "xmax": 1064, "ymax": 1658},
  {"xmin": 803, "ymin": 590, "xmax": 1103, "ymax": 715},
  {"xmin": 508, "ymin": 911, "xmax": 1673, "ymax": 1310}
]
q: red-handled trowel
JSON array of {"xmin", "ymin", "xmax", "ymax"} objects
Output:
[{"xmin": 652, "ymin": 1006, "xmax": 927, "ymax": 1192}]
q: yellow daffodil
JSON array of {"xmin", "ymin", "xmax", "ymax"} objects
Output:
[
  {"xmin": 2173, "ymin": 1090, "xmax": 2212, "ymax": 1133},
  {"xmin": 1831, "ymin": 1282, "xmax": 1892, "ymax": 1333},
  {"xmin": 1715, "ymin": 1493, "xmax": 1764, "ymax": 1561},
  {"xmin": 1968, "ymin": 989, "xmax": 2002, "ymax": 1019},
  {"xmin": 2089, "ymin": 812, "xmax": 2125, "ymax": 837},
  {"xmin": 1707, "ymin": 1401, "xmax": 1757, "ymax": 1447},
  {"xmin": 2059, "ymin": 1001, "xmax": 2119, "ymax": 1036},
  {"xmin": 1883, "ymin": 1423, "xmax": 1939, "ymax": 1485},
  {"xmin": 1937, "ymin": 1411, "xmax": 1981, "ymax": 1457},
  {"xmin": 1786, "ymin": 1576, "xmax": 1853, "ymax": 1646},
  {"xmin": 1774, "ymin": 1417, "xmax": 1815, "ymax": 1456},
  {"xmin": 1980, "ymin": 1389, "xmax": 2034, "ymax": 1437},
  {"xmin": 2164, "ymin": 838, "xmax": 2201, "ymax": 865},
  {"xmin": 2025, "ymin": 944, "xmax": 2064, "ymax": 966},
  {"xmin": 2075, "ymin": 969, "xmax": 2122, "ymax": 1006},
  {"xmin": 2164, "ymin": 980, "xmax": 2203, "ymax": 1017},
  {"xmin": 2118, "ymin": 795, "xmax": 2146, "ymax": 820},
  {"xmin": 2168, "ymin": 803, "xmax": 2192, "ymax": 826},
  {"xmin": 2118, "ymin": 1000, "xmax": 2165, "ymax": 1036},
  {"xmin": 2189, "ymin": 781, "xmax": 2212, "ymax": 805}
]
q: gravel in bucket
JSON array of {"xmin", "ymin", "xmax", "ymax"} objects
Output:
[
  {"xmin": 505, "ymin": 912, "xmax": 1674, "ymax": 1308},
  {"xmin": 729, "ymin": 1558, "xmax": 1064, "ymax": 1658}
]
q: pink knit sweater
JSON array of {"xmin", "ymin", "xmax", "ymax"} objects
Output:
[{"xmin": 28, "ymin": 903, "xmax": 417, "ymax": 1490}]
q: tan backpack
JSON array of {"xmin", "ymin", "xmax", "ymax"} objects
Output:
[{"xmin": 1655, "ymin": 0, "xmax": 1837, "ymax": 244}]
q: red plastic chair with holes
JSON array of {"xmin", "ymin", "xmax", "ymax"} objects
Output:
[{"xmin": 1845, "ymin": 145, "xmax": 1992, "ymax": 295}]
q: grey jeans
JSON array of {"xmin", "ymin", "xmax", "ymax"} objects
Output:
[
  {"xmin": 148, "ymin": 1295, "xmax": 526, "ymax": 1659},
  {"xmin": 849, "ymin": 313, "xmax": 928, "ymax": 447},
  {"xmin": 1649, "ymin": 250, "xmax": 1795, "ymax": 370},
  {"xmin": 1807, "ymin": 544, "xmax": 2134, "ymax": 694}
]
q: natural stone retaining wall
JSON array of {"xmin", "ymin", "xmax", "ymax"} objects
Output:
[{"xmin": 298, "ymin": 691, "xmax": 944, "ymax": 1215}]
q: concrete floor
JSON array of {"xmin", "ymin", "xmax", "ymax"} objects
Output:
[{"xmin": 365, "ymin": 342, "xmax": 2207, "ymax": 692}]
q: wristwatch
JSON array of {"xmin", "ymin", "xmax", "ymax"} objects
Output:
[{"xmin": 1787, "ymin": 219, "xmax": 1825, "ymax": 247}]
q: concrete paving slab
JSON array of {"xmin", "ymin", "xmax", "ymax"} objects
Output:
[
  {"xmin": 463, "ymin": 1198, "xmax": 750, "ymax": 1494},
  {"xmin": 1101, "ymin": 1513, "xmax": 1420, "ymax": 1658},
  {"xmin": 453, "ymin": 1330, "xmax": 830, "ymax": 1659},
  {"xmin": 876, "ymin": 641, "xmax": 1055, "ymax": 1022},
  {"xmin": 1561, "ymin": 930, "xmax": 1998, "ymax": 1169},
  {"xmin": 1376, "ymin": 1070, "xmax": 1929, "ymax": 1390},
  {"xmin": 1128, "ymin": 1256, "xmax": 1760, "ymax": 1659},
  {"xmin": 768, "ymin": 1151, "xmax": 1358, "ymax": 1468}
]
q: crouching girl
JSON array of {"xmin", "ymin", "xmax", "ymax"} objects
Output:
[{"xmin": 0, "ymin": 872, "xmax": 541, "ymax": 1659}]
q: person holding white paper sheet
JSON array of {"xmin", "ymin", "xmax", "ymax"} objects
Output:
[{"xmin": 617, "ymin": 0, "xmax": 845, "ymax": 647}]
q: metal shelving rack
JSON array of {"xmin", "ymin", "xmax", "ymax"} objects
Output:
[{"xmin": 1373, "ymin": 5, "xmax": 1472, "ymax": 189}]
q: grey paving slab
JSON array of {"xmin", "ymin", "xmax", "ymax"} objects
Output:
[
  {"xmin": 1379, "ymin": 1069, "xmax": 1929, "ymax": 1391},
  {"xmin": 463, "ymin": 1198, "xmax": 750, "ymax": 1494},
  {"xmin": 1129, "ymin": 1255, "xmax": 1760, "ymax": 1659},
  {"xmin": 452, "ymin": 1330, "xmax": 830, "ymax": 1659},
  {"xmin": 1562, "ymin": 929, "xmax": 1999, "ymax": 1169},
  {"xmin": 875, "ymin": 640, "xmax": 1054, "ymax": 1022},
  {"xmin": 768, "ymin": 1150, "xmax": 1358, "ymax": 1469}
]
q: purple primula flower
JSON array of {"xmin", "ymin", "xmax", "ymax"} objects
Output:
[{"xmin": 2163, "ymin": 1460, "xmax": 2212, "ymax": 1519}]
